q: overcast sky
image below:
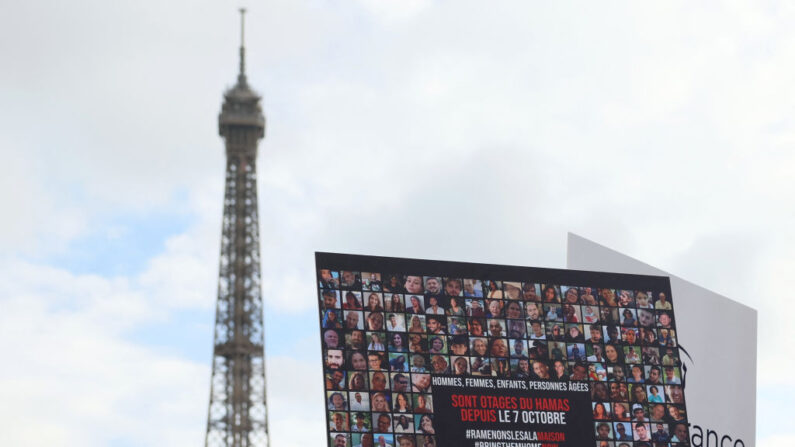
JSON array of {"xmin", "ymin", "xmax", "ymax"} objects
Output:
[{"xmin": 1, "ymin": 1, "xmax": 792, "ymax": 446}]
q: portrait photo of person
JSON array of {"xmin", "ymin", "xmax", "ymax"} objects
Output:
[
  {"xmin": 522, "ymin": 282, "xmax": 541, "ymax": 301},
  {"xmin": 612, "ymin": 402, "xmax": 630, "ymax": 421},
  {"xmin": 393, "ymin": 391, "xmax": 412, "ymax": 413},
  {"xmin": 329, "ymin": 411, "xmax": 350, "ymax": 432},
  {"xmin": 579, "ymin": 287, "xmax": 597, "ymax": 305},
  {"xmin": 633, "ymin": 422, "xmax": 651, "ymax": 442},
  {"xmin": 485, "ymin": 299, "xmax": 503, "ymax": 318},
  {"xmin": 443, "ymin": 277, "xmax": 463, "ymax": 297},
  {"xmin": 528, "ymin": 321, "xmax": 546, "ymax": 340},
  {"xmin": 406, "ymin": 295, "xmax": 425, "ymax": 314},
  {"xmin": 634, "ymin": 291, "xmax": 653, "ymax": 309},
  {"xmin": 448, "ymin": 335, "xmax": 468, "ymax": 356},
  {"xmin": 484, "ymin": 280, "xmax": 503, "ymax": 298},
  {"xmin": 544, "ymin": 304, "xmax": 563, "ymax": 322},
  {"xmin": 326, "ymin": 348, "xmax": 344, "ymax": 370},
  {"xmin": 567, "ymin": 343, "xmax": 586, "ymax": 362},
  {"xmin": 593, "ymin": 402, "xmax": 611, "ymax": 420},
  {"xmin": 429, "ymin": 354, "xmax": 450, "ymax": 374},
  {"xmin": 565, "ymin": 324, "xmax": 585, "ymax": 342},
  {"xmin": 647, "ymin": 385, "xmax": 664, "ymax": 403},
  {"xmin": 374, "ymin": 412, "xmax": 393, "ymax": 434},
  {"xmin": 407, "ymin": 315, "xmax": 426, "ymax": 333},
  {"xmin": 600, "ymin": 307, "xmax": 619, "ymax": 325},
  {"xmin": 503, "ymin": 282, "xmax": 521, "ymax": 300},
  {"xmin": 548, "ymin": 341, "xmax": 566, "ymax": 361},
  {"xmin": 351, "ymin": 412, "xmax": 371, "ymax": 432},
  {"xmin": 385, "ymin": 293, "xmax": 405, "ymax": 312},
  {"xmin": 650, "ymin": 422, "xmax": 669, "ymax": 443},
  {"xmin": 425, "ymin": 316, "xmax": 446, "ymax": 335},
  {"xmin": 663, "ymin": 366, "xmax": 681, "ymax": 384},
  {"xmin": 595, "ymin": 422, "xmax": 613, "ymax": 440},
  {"xmin": 657, "ymin": 311, "xmax": 673, "ymax": 329},
  {"xmin": 670, "ymin": 423, "xmax": 689, "ymax": 443},
  {"xmin": 411, "ymin": 374, "xmax": 431, "ymax": 393},
  {"xmin": 613, "ymin": 422, "xmax": 633, "ymax": 441},
  {"xmin": 639, "ymin": 327, "xmax": 657, "ymax": 346},
  {"xmin": 368, "ymin": 352, "xmax": 387, "ymax": 371},
  {"xmin": 667, "ymin": 405, "xmax": 687, "ymax": 423},
  {"xmin": 409, "ymin": 354, "xmax": 428, "ymax": 373},
  {"xmin": 349, "ymin": 391, "xmax": 370, "ymax": 411},
  {"xmin": 423, "ymin": 276, "xmax": 442, "ymax": 296},
  {"xmin": 415, "ymin": 414, "xmax": 436, "ymax": 435},
  {"xmin": 424, "ymin": 295, "xmax": 445, "ymax": 315},
  {"xmin": 637, "ymin": 309, "xmax": 655, "ymax": 327},
  {"xmin": 393, "ymin": 414, "xmax": 414, "ymax": 434},
  {"xmin": 408, "ymin": 334, "xmax": 428, "ymax": 354},
  {"xmin": 654, "ymin": 292, "xmax": 672, "ymax": 310},
  {"xmin": 342, "ymin": 291, "xmax": 363, "ymax": 310},
  {"xmin": 346, "ymin": 330, "xmax": 366, "ymax": 350},
  {"xmin": 598, "ymin": 288, "xmax": 618, "ymax": 307},
  {"xmin": 348, "ymin": 371, "xmax": 369, "ymax": 391},
  {"xmin": 582, "ymin": 305, "xmax": 599, "ymax": 324},
  {"xmin": 642, "ymin": 347, "xmax": 660, "ymax": 365},
  {"xmin": 318, "ymin": 269, "xmax": 340, "ymax": 289},
  {"xmin": 322, "ymin": 290, "xmax": 341, "ymax": 310},
  {"xmin": 388, "ymin": 333, "xmax": 408, "ymax": 352},
  {"xmin": 370, "ymin": 391, "xmax": 392, "ymax": 412},
  {"xmin": 388, "ymin": 354, "xmax": 408, "ymax": 372},
  {"xmin": 562, "ymin": 304, "xmax": 581, "ymax": 323},
  {"xmin": 345, "ymin": 310, "xmax": 365, "ymax": 330},
  {"xmin": 327, "ymin": 391, "xmax": 348, "ymax": 411},
  {"xmin": 630, "ymin": 383, "xmax": 648, "ymax": 403},
  {"xmin": 340, "ymin": 271, "xmax": 362, "ymax": 290},
  {"xmin": 525, "ymin": 302, "xmax": 542, "ymax": 321},
  {"xmin": 413, "ymin": 394, "xmax": 433, "ymax": 413},
  {"xmin": 330, "ymin": 432, "xmax": 350, "ymax": 447},
  {"xmin": 404, "ymin": 276, "xmax": 424, "ymax": 295},
  {"xmin": 427, "ymin": 335, "xmax": 447, "ymax": 354},
  {"xmin": 351, "ymin": 433, "xmax": 373, "ymax": 447},
  {"xmin": 488, "ymin": 338, "xmax": 509, "ymax": 358},
  {"xmin": 617, "ymin": 290, "xmax": 635, "ymax": 307},
  {"xmin": 390, "ymin": 372, "xmax": 410, "ymax": 392},
  {"xmin": 447, "ymin": 316, "xmax": 467, "ymax": 335},
  {"xmin": 323, "ymin": 309, "xmax": 343, "ymax": 329},
  {"xmin": 504, "ymin": 300, "xmax": 524, "ymax": 320},
  {"xmin": 325, "ymin": 370, "xmax": 345, "ymax": 391},
  {"xmin": 366, "ymin": 311, "xmax": 385, "ymax": 331},
  {"xmin": 649, "ymin": 403, "xmax": 666, "ymax": 422},
  {"xmin": 463, "ymin": 279, "xmax": 483, "ymax": 297},
  {"xmin": 664, "ymin": 385, "xmax": 684, "ymax": 404},
  {"xmin": 561, "ymin": 286, "xmax": 580, "ymax": 304},
  {"xmin": 451, "ymin": 355, "xmax": 469, "ymax": 375},
  {"xmin": 362, "ymin": 272, "xmax": 382, "ymax": 291},
  {"xmin": 366, "ymin": 293, "xmax": 384, "ymax": 312},
  {"xmin": 446, "ymin": 297, "xmax": 465, "ymax": 316},
  {"xmin": 621, "ymin": 327, "xmax": 638, "ymax": 345},
  {"xmin": 487, "ymin": 318, "xmax": 506, "ymax": 337},
  {"xmin": 370, "ymin": 371, "xmax": 389, "ymax": 391},
  {"xmin": 541, "ymin": 284, "xmax": 561, "ymax": 303},
  {"xmin": 620, "ymin": 308, "xmax": 636, "ymax": 326},
  {"xmin": 386, "ymin": 313, "xmax": 406, "ymax": 332},
  {"xmin": 383, "ymin": 274, "xmax": 407, "ymax": 293},
  {"xmin": 607, "ymin": 364, "xmax": 626, "ymax": 382},
  {"xmin": 570, "ymin": 361, "xmax": 588, "ymax": 381},
  {"xmin": 367, "ymin": 332, "xmax": 386, "ymax": 351},
  {"xmin": 465, "ymin": 299, "xmax": 486, "ymax": 317}
]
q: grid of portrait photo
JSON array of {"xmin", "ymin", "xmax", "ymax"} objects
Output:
[{"xmin": 317, "ymin": 266, "xmax": 689, "ymax": 447}]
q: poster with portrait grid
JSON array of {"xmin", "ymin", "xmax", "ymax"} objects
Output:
[{"xmin": 316, "ymin": 252, "xmax": 689, "ymax": 447}]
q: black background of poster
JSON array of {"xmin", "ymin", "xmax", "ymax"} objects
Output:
[{"xmin": 431, "ymin": 380, "xmax": 594, "ymax": 446}]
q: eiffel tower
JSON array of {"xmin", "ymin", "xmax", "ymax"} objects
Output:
[{"xmin": 205, "ymin": 9, "xmax": 270, "ymax": 447}]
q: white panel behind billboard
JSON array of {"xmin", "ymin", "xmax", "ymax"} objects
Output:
[{"xmin": 567, "ymin": 233, "xmax": 756, "ymax": 447}]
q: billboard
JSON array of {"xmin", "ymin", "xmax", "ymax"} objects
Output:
[
  {"xmin": 316, "ymin": 252, "xmax": 691, "ymax": 447},
  {"xmin": 567, "ymin": 233, "xmax": 756, "ymax": 447}
]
